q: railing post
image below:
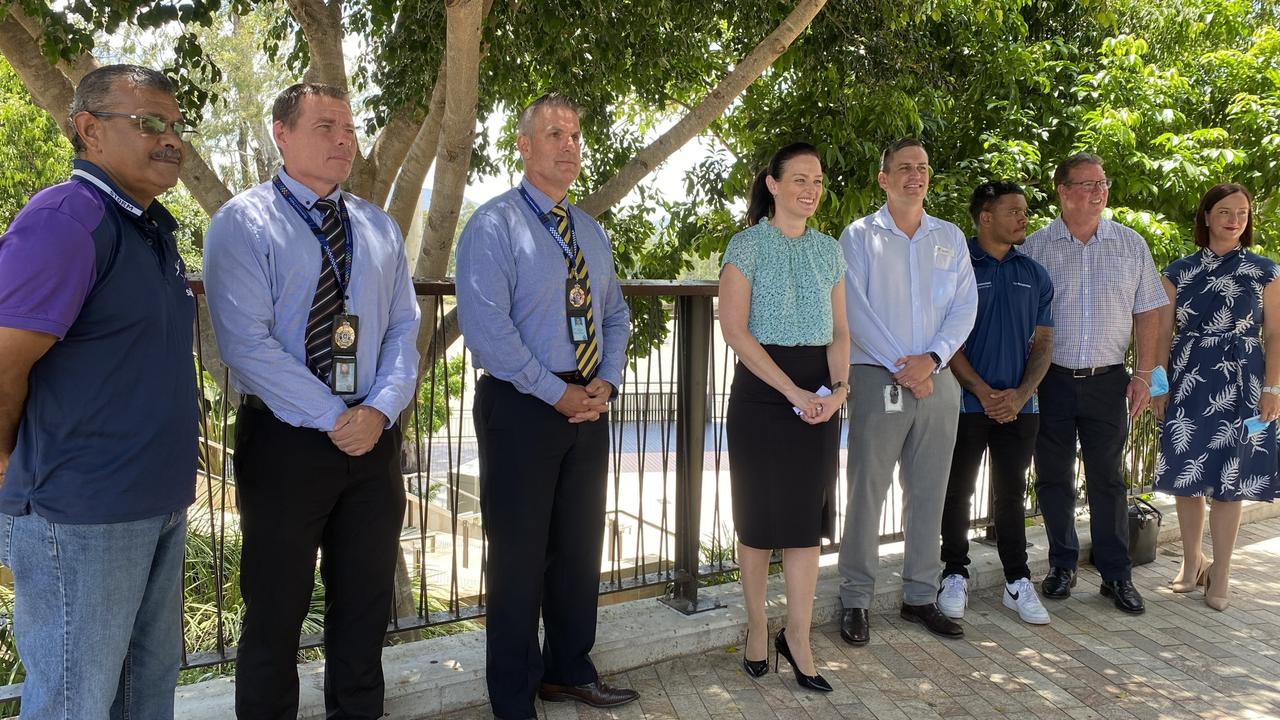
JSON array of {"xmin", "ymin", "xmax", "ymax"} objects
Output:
[{"xmin": 661, "ymin": 294, "xmax": 721, "ymax": 615}]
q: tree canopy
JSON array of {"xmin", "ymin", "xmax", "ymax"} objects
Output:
[{"xmin": 1, "ymin": 0, "xmax": 1277, "ymax": 277}]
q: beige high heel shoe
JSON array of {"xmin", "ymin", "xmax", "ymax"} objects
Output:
[
  {"xmin": 1204, "ymin": 562, "xmax": 1230, "ymax": 611},
  {"xmin": 1170, "ymin": 555, "xmax": 1208, "ymax": 593}
]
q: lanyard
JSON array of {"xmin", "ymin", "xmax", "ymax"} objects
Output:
[
  {"xmin": 71, "ymin": 169, "xmax": 144, "ymax": 217},
  {"xmin": 273, "ymin": 176, "xmax": 354, "ymax": 298},
  {"xmin": 517, "ymin": 186, "xmax": 579, "ymax": 265}
]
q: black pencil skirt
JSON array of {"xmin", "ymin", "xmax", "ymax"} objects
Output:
[{"xmin": 726, "ymin": 344, "xmax": 841, "ymax": 550}]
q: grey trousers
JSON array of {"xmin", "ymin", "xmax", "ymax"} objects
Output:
[{"xmin": 838, "ymin": 364, "xmax": 961, "ymax": 607}]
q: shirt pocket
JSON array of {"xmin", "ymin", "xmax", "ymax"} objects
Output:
[
  {"xmin": 932, "ymin": 244, "xmax": 957, "ymax": 270},
  {"xmin": 1105, "ymin": 256, "xmax": 1143, "ymax": 299},
  {"xmin": 932, "ymin": 267, "xmax": 960, "ymax": 307}
]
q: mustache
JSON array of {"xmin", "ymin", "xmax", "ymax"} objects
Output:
[{"xmin": 152, "ymin": 148, "xmax": 183, "ymax": 163}]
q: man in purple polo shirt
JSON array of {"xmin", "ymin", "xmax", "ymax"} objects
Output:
[{"xmin": 0, "ymin": 65, "xmax": 197, "ymax": 718}]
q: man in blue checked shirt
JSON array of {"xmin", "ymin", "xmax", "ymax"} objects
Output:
[
  {"xmin": 836, "ymin": 138, "xmax": 978, "ymax": 646},
  {"xmin": 938, "ymin": 181, "xmax": 1055, "ymax": 627},
  {"xmin": 455, "ymin": 93, "xmax": 635, "ymax": 720},
  {"xmin": 1022, "ymin": 153, "xmax": 1169, "ymax": 616},
  {"xmin": 203, "ymin": 83, "xmax": 420, "ymax": 719}
]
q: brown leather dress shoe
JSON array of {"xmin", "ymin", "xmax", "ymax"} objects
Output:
[
  {"xmin": 900, "ymin": 602, "xmax": 964, "ymax": 639},
  {"xmin": 538, "ymin": 680, "xmax": 639, "ymax": 708}
]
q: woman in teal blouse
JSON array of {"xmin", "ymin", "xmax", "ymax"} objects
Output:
[{"xmin": 720, "ymin": 142, "xmax": 849, "ymax": 692}]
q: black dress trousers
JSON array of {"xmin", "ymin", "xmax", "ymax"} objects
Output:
[
  {"xmin": 475, "ymin": 374, "xmax": 610, "ymax": 720},
  {"xmin": 232, "ymin": 402, "xmax": 405, "ymax": 720},
  {"xmin": 941, "ymin": 412, "xmax": 1037, "ymax": 583},
  {"xmin": 1032, "ymin": 367, "xmax": 1132, "ymax": 581}
]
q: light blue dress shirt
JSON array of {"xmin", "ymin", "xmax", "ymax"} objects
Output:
[
  {"xmin": 203, "ymin": 169, "xmax": 421, "ymax": 431},
  {"xmin": 456, "ymin": 178, "xmax": 630, "ymax": 406},
  {"xmin": 840, "ymin": 205, "xmax": 978, "ymax": 370}
]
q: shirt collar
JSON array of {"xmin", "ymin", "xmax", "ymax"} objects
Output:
[
  {"xmin": 1048, "ymin": 214, "xmax": 1118, "ymax": 244},
  {"xmin": 872, "ymin": 204, "xmax": 939, "ymax": 240},
  {"xmin": 70, "ymin": 159, "xmax": 176, "ymax": 230},
  {"xmin": 518, "ymin": 177, "xmax": 571, "ymax": 214},
  {"xmin": 967, "ymin": 236, "xmax": 1023, "ymax": 264},
  {"xmin": 277, "ymin": 167, "xmax": 343, "ymax": 209}
]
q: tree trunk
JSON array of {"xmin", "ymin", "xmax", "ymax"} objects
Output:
[
  {"xmin": 285, "ymin": 0, "xmax": 347, "ymax": 91},
  {"xmin": 416, "ymin": 0, "xmax": 487, "ymax": 280},
  {"xmin": 354, "ymin": 106, "xmax": 423, "ymax": 207},
  {"xmin": 390, "ymin": 64, "xmax": 448, "ymax": 243},
  {"xmin": 578, "ymin": 0, "xmax": 829, "ymax": 218},
  {"xmin": 0, "ymin": 13, "xmax": 73, "ymax": 119},
  {"xmin": 7, "ymin": 4, "xmax": 98, "ymax": 82}
]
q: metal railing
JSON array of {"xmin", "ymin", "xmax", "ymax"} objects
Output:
[{"xmin": 0, "ymin": 277, "xmax": 1162, "ymax": 696}]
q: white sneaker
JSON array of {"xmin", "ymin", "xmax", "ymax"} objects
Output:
[
  {"xmin": 1004, "ymin": 577, "xmax": 1051, "ymax": 625},
  {"xmin": 938, "ymin": 574, "xmax": 967, "ymax": 619}
]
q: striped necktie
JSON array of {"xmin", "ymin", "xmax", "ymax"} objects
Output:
[
  {"xmin": 550, "ymin": 204, "xmax": 599, "ymax": 379},
  {"xmin": 304, "ymin": 199, "xmax": 347, "ymax": 379}
]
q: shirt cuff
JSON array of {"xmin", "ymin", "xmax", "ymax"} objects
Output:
[
  {"xmin": 533, "ymin": 374, "xmax": 569, "ymax": 407},
  {"xmin": 361, "ymin": 395, "xmax": 400, "ymax": 430}
]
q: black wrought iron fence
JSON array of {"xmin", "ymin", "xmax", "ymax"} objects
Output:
[{"xmin": 172, "ymin": 278, "xmax": 1160, "ymax": 671}]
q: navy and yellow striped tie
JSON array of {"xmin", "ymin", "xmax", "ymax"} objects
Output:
[{"xmin": 550, "ymin": 204, "xmax": 599, "ymax": 379}]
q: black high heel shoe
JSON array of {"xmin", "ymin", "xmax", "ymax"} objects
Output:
[
  {"xmin": 742, "ymin": 629, "xmax": 768, "ymax": 678},
  {"xmin": 774, "ymin": 628, "xmax": 833, "ymax": 692}
]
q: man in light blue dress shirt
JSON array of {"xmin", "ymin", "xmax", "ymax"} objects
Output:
[
  {"xmin": 455, "ymin": 94, "xmax": 635, "ymax": 720},
  {"xmin": 203, "ymin": 83, "xmax": 420, "ymax": 719},
  {"xmin": 836, "ymin": 139, "xmax": 978, "ymax": 646}
]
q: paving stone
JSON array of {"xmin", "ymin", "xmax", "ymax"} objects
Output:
[{"xmin": 444, "ymin": 516, "xmax": 1280, "ymax": 719}]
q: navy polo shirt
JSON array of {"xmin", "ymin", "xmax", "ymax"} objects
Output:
[
  {"xmin": 0, "ymin": 160, "xmax": 197, "ymax": 523},
  {"xmin": 960, "ymin": 238, "xmax": 1054, "ymax": 414}
]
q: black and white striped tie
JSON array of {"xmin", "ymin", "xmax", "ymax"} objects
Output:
[{"xmin": 304, "ymin": 199, "xmax": 346, "ymax": 379}]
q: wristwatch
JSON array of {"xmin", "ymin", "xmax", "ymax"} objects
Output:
[
  {"xmin": 1263, "ymin": 386, "xmax": 1280, "ymax": 396},
  {"xmin": 928, "ymin": 351, "xmax": 943, "ymax": 370}
]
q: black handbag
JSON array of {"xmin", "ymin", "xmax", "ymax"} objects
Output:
[{"xmin": 1127, "ymin": 497, "xmax": 1163, "ymax": 566}]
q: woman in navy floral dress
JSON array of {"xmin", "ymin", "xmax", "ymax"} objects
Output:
[{"xmin": 1153, "ymin": 183, "xmax": 1280, "ymax": 611}]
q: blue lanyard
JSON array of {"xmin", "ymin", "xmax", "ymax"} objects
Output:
[
  {"xmin": 517, "ymin": 186, "xmax": 579, "ymax": 264},
  {"xmin": 273, "ymin": 176, "xmax": 354, "ymax": 298}
]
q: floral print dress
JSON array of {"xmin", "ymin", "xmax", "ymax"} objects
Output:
[{"xmin": 1156, "ymin": 247, "xmax": 1280, "ymax": 500}]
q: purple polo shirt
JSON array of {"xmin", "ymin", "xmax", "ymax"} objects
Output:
[{"xmin": 0, "ymin": 160, "xmax": 197, "ymax": 523}]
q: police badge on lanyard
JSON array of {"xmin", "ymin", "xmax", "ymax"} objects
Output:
[{"xmin": 566, "ymin": 278, "xmax": 589, "ymax": 342}]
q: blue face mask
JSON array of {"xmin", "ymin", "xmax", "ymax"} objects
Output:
[
  {"xmin": 1150, "ymin": 366, "xmax": 1169, "ymax": 398},
  {"xmin": 1245, "ymin": 415, "xmax": 1272, "ymax": 436}
]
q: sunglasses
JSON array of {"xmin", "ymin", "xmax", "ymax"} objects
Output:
[{"xmin": 85, "ymin": 111, "xmax": 198, "ymax": 140}]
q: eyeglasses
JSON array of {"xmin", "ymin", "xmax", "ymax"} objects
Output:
[
  {"xmin": 1064, "ymin": 179, "xmax": 1113, "ymax": 193},
  {"xmin": 86, "ymin": 111, "xmax": 198, "ymax": 139}
]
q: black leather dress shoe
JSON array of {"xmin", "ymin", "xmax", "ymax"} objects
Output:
[
  {"xmin": 538, "ymin": 681, "xmax": 639, "ymax": 708},
  {"xmin": 1100, "ymin": 579, "xmax": 1146, "ymax": 614},
  {"xmin": 900, "ymin": 602, "xmax": 964, "ymax": 639},
  {"xmin": 840, "ymin": 607, "xmax": 870, "ymax": 646},
  {"xmin": 1041, "ymin": 566, "xmax": 1077, "ymax": 599}
]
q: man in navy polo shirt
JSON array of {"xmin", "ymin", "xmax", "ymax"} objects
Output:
[
  {"xmin": 937, "ymin": 181, "xmax": 1055, "ymax": 626},
  {"xmin": 0, "ymin": 65, "xmax": 197, "ymax": 718}
]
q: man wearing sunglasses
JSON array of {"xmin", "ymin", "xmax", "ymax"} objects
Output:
[
  {"xmin": 0, "ymin": 64, "xmax": 197, "ymax": 718},
  {"xmin": 1022, "ymin": 154, "xmax": 1168, "ymax": 615}
]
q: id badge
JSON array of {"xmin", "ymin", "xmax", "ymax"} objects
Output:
[
  {"xmin": 884, "ymin": 383, "xmax": 903, "ymax": 413},
  {"xmin": 331, "ymin": 357, "xmax": 357, "ymax": 395},
  {"xmin": 565, "ymin": 277, "xmax": 589, "ymax": 345},
  {"xmin": 330, "ymin": 313, "xmax": 359, "ymax": 395}
]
